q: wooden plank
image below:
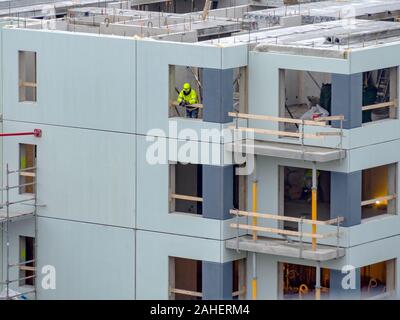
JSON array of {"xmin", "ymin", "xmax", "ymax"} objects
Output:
[
  {"xmin": 229, "ymin": 126, "xmax": 324, "ymax": 140},
  {"xmin": 316, "ymin": 115, "xmax": 345, "ymax": 121},
  {"xmin": 361, "ymin": 100, "xmax": 396, "ymax": 112},
  {"xmin": 323, "ymin": 216, "xmax": 345, "ymax": 225},
  {"xmin": 170, "ymin": 288, "xmax": 202, "ymax": 297},
  {"xmin": 171, "ymin": 193, "xmax": 203, "ymax": 202},
  {"xmin": 19, "ymin": 171, "xmax": 36, "ymax": 177},
  {"xmin": 19, "ymin": 265, "xmax": 35, "ymax": 272},
  {"xmin": 19, "ymin": 81, "xmax": 37, "ymax": 88},
  {"xmin": 170, "ymin": 101, "xmax": 204, "ymax": 109},
  {"xmin": 232, "ymin": 287, "xmax": 246, "ymax": 297},
  {"xmin": 202, "ymin": 0, "xmax": 212, "ymax": 20},
  {"xmin": 230, "ymin": 209, "xmax": 343, "ymax": 226},
  {"xmin": 361, "ymin": 194, "xmax": 396, "ymax": 206},
  {"xmin": 228, "ymin": 112, "xmax": 327, "ymax": 127},
  {"xmin": 230, "ymin": 223, "xmax": 324, "ymax": 239}
]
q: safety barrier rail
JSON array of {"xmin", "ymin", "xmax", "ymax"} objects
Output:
[
  {"xmin": 361, "ymin": 100, "xmax": 397, "ymax": 112},
  {"xmin": 170, "ymin": 193, "xmax": 203, "ymax": 202},
  {"xmin": 228, "ymin": 112, "xmax": 345, "ymax": 151},
  {"xmin": 361, "ymin": 194, "xmax": 396, "ymax": 207},
  {"xmin": 230, "ymin": 209, "xmax": 344, "ymax": 256}
]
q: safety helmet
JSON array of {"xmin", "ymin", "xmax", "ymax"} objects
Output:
[{"xmin": 183, "ymin": 83, "xmax": 191, "ymax": 94}]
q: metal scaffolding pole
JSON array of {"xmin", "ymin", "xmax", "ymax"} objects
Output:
[
  {"xmin": 6, "ymin": 163, "xmax": 10, "ymax": 300},
  {"xmin": 1, "ymin": 163, "xmax": 38, "ymax": 300}
]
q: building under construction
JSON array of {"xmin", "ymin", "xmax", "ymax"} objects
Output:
[{"xmin": 0, "ymin": 0, "xmax": 400, "ymax": 300}]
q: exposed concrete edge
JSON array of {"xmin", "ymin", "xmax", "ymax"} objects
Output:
[
  {"xmin": 226, "ymin": 139, "xmax": 346, "ymax": 163},
  {"xmin": 254, "ymin": 44, "xmax": 348, "ymax": 59},
  {"xmin": 226, "ymin": 236, "xmax": 345, "ymax": 261}
]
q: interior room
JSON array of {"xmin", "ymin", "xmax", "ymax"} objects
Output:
[
  {"xmin": 361, "ymin": 163, "xmax": 397, "ymax": 220},
  {"xmin": 169, "ymin": 162, "xmax": 203, "ymax": 215},
  {"xmin": 281, "ymin": 166, "xmax": 331, "ymax": 230},
  {"xmin": 280, "ymin": 69, "xmax": 331, "ymax": 132},
  {"xmin": 280, "ymin": 262, "xmax": 330, "ymax": 300}
]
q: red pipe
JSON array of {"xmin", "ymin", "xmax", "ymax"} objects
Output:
[{"xmin": 0, "ymin": 129, "xmax": 42, "ymax": 138}]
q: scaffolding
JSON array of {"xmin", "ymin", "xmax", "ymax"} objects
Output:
[{"xmin": 0, "ymin": 163, "xmax": 38, "ymax": 300}]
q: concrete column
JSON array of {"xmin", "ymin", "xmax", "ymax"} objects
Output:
[
  {"xmin": 330, "ymin": 171, "xmax": 362, "ymax": 227},
  {"xmin": 330, "ymin": 268, "xmax": 361, "ymax": 300},
  {"xmin": 202, "ymin": 165, "xmax": 233, "ymax": 220},
  {"xmin": 202, "ymin": 261, "xmax": 232, "ymax": 300},
  {"xmin": 202, "ymin": 68, "xmax": 234, "ymax": 123},
  {"xmin": 331, "ymin": 73, "xmax": 362, "ymax": 129}
]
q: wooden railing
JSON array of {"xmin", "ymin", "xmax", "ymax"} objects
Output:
[
  {"xmin": 170, "ymin": 288, "xmax": 202, "ymax": 298},
  {"xmin": 170, "ymin": 193, "xmax": 203, "ymax": 202},
  {"xmin": 361, "ymin": 100, "xmax": 397, "ymax": 112},
  {"xmin": 361, "ymin": 194, "xmax": 396, "ymax": 207}
]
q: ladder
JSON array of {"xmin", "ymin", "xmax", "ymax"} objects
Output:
[
  {"xmin": 0, "ymin": 163, "xmax": 38, "ymax": 300},
  {"xmin": 375, "ymin": 68, "xmax": 390, "ymax": 103}
]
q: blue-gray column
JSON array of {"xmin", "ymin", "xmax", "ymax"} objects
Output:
[
  {"xmin": 330, "ymin": 171, "xmax": 361, "ymax": 226},
  {"xmin": 330, "ymin": 268, "xmax": 361, "ymax": 299},
  {"xmin": 331, "ymin": 73, "xmax": 362, "ymax": 129},
  {"xmin": 202, "ymin": 165, "xmax": 233, "ymax": 220},
  {"xmin": 202, "ymin": 68, "xmax": 234, "ymax": 123},
  {"xmin": 202, "ymin": 261, "xmax": 232, "ymax": 300}
]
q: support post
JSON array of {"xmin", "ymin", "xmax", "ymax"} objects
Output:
[
  {"xmin": 331, "ymin": 73, "xmax": 362, "ymax": 129},
  {"xmin": 202, "ymin": 165, "xmax": 233, "ymax": 220},
  {"xmin": 252, "ymin": 252, "xmax": 257, "ymax": 300},
  {"xmin": 6, "ymin": 164, "xmax": 10, "ymax": 300},
  {"xmin": 202, "ymin": 261, "xmax": 232, "ymax": 300},
  {"xmin": 330, "ymin": 268, "xmax": 361, "ymax": 299},
  {"xmin": 311, "ymin": 162, "xmax": 317, "ymax": 251},
  {"xmin": 202, "ymin": 68, "xmax": 234, "ymax": 123},
  {"xmin": 331, "ymin": 171, "xmax": 362, "ymax": 226},
  {"xmin": 252, "ymin": 157, "xmax": 258, "ymax": 241},
  {"xmin": 315, "ymin": 262, "xmax": 321, "ymax": 300}
]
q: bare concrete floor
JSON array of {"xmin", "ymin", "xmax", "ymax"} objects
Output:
[{"xmin": 226, "ymin": 235, "xmax": 345, "ymax": 261}]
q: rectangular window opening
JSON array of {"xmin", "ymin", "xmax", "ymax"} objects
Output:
[
  {"xmin": 362, "ymin": 67, "xmax": 398, "ymax": 124},
  {"xmin": 169, "ymin": 65, "xmax": 203, "ymax": 120},
  {"xmin": 233, "ymin": 164, "xmax": 247, "ymax": 211},
  {"xmin": 168, "ymin": 65, "xmax": 246, "ymax": 120},
  {"xmin": 361, "ymin": 259, "xmax": 396, "ymax": 299},
  {"xmin": 362, "ymin": 163, "xmax": 397, "ymax": 220},
  {"xmin": 281, "ymin": 166, "xmax": 331, "ymax": 230},
  {"xmin": 19, "ymin": 51, "xmax": 37, "ymax": 103},
  {"xmin": 169, "ymin": 257, "xmax": 202, "ymax": 300},
  {"xmin": 232, "ymin": 259, "xmax": 246, "ymax": 300},
  {"xmin": 19, "ymin": 143, "xmax": 37, "ymax": 194},
  {"xmin": 279, "ymin": 69, "xmax": 332, "ymax": 134},
  {"xmin": 280, "ymin": 262, "xmax": 330, "ymax": 300},
  {"xmin": 169, "ymin": 162, "xmax": 203, "ymax": 215},
  {"xmin": 19, "ymin": 236, "xmax": 35, "ymax": 287}
]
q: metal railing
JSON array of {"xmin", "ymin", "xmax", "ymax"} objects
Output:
[
  {"xmin": 228, "ymin": 111, "xmax": 345, "ymax": 153},
  {"xmin": 230, "ymin": 209, "xmax": 344, "ymax": 258}
]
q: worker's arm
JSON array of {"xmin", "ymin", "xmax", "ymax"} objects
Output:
[
  {"xmin": 177, "ymin": 90, "xmax": 184, "ymax": 103},
  {"xmin": 188, "ymin": 90, "xmax": 198, "ymax": 105}
]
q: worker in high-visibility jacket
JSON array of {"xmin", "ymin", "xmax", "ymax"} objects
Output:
[{"xmin": 177, "ymin": 83, "xmax": 199, "ymax": 118}]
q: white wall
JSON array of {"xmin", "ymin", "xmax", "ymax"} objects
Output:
[
  {"xmin": 2, "ymin": 121, "xmax": 136, "ymax": 228},
  {"xmin": 37, "ymin": 217, "xmax": 135, "ymax": 299},
  {"xmin": 2, "ymin": 28, "xmax": 136, "ymax": 133}
]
